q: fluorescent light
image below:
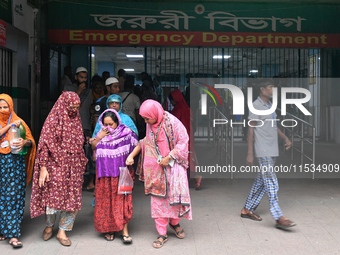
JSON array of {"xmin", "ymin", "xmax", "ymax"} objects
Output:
[
  {"xmin": 91, "ymin": 53, "xmax": 95, "ymax": 57},
  {"xmin": 213, "ymin": 55, "xmax": 231, "ymax": 59},
  {"xmin": 126, "ymin": 54, "xmax": 144, "ymax": 58},
  {"xmin": 249, "ymin": 70, "xmax": 258, "ymax": 73},
  {"xmin": 124, "ymin": 69, "xmax": 135, "ymax": 72}
]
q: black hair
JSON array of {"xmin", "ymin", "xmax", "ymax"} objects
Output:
[
  {"xmin": 117, "ymin": 69, "xmax": 126, "ymax": 78},
  {"xmin": 124, "ymin": 74, "xmax": 135, "ymax": 90},
  {"xmin": 91, "ymin": 74, "xmax": 103, "ymax": 84},
  {"xmin": 101, "ymin": 111, "xmax": 119, "ymax": 125},
  {"xmin": 255, "ymin": 78, "xmax": 276, "ymax": 95},
  {"xmin": 257, "ymin": 78, "xmax": 275, "ymax": 89}
]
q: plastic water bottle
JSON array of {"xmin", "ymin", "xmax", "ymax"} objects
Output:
[
  {"xmin": 9, "ymin": 124, "xmax": 21, "ymax": 154},
  {"xmin": 19, "ymin": 124, "xmax": 28, "ymax": 155}
]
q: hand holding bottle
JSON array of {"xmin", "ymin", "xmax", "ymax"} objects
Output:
[
  {"xmin": 10, "ymin": 137, "xmax": 25, "ymax": 151},
  {"xmin": 12, "ymin": 120, "xmax": 21, "ymax": 127}
]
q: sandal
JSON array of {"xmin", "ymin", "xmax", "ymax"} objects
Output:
[
  {"xmin": 241, "ymin": 210, "xmax": 262, "ymax": 221},
  {"xmin": 169, "ymin": 223, "xmax": 185, "ymax": 239},
  {"xmin": 56, "ymin": 236, "xmax": 72, "ymax": 246},
  {"xmin": 104, "ymin": 233, "xmax": 115, "ymax": 241},
  {"xmin": 276, "ymin": 217, "xmax": 296, "ymax": 229},
  {"xmin": 42, "ymin": 226, "xmax": 54, "ymax": 241},
  {"xmin": 152, "ymin": 235, "xmax": 168, "ymax": 249},
  {"xmin": 0, "ymin": 234, "xmax": 6, "ymax": 241},
  {"xmin": 9, "ymin": 238, "xmax": 23, "ymax": 249},
  {"xmin": 120, "ymin": 235, "xmax": 132, "ymax": 244}
]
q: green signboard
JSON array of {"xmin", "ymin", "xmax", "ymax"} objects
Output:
[
  {"xmin": 47, "ymin": 2, "xmax": 339, "ymax": 33},
  {"xmin": 47, "ymin": 1, "xmax": 340, "ymax": 48}
]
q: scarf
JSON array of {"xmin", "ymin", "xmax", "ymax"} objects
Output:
[
  {"xmin": 95, "ymin": 109, "xmax": 138, "ymax": 178},
  {"xmin": 138, "ymin": 100, "xmax": 190, "ymax": 216},
  {"xmin": 0, "ymin": 94, "xmax": 37, "ymax": 184},
  {"xmin": 139, "ymin": 99, "xmax": 170, "ymax": 157},
  {"xmin": 36, "ymin": 91, "xmax": 84, "ymax": 166}
]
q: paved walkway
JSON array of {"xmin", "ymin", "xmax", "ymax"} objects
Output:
[{"xmin": 1, "ymin": 141, "xmax": 340, "ymax": 255}]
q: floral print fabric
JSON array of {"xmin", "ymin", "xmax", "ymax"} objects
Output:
[{"xmin": 30, "ymin": 92, "xmax": 88, "ymax": 218}]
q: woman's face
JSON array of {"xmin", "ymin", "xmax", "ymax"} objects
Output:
[
  {"xmin": 0, "ymin": 100, "xmax": 10, "ymax": 113},
  {"xmin": 67, "ymin": 103, "xmax": 80, "ymax": 115},
  {"xmin": 142, "ymin": 116, "xmax": 157, "ymax": 125},
  {"xmin": 108, "ymin": 101, "xmax": 120, "ymax": 112},
  {"xmin": 103, "ymin": 116, "xmax": 118, "ymax": 129}
]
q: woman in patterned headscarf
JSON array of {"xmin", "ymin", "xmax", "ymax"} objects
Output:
[
  {"xmin": 126, "ymin": 99, "xmax": 192, "ymax": 249},
  {"xmin": 30, "ymin": 91, "xmax": 87, "ymax": 247},
  {"xmin": 0, "ymin": 94, "xmax": 36, "ymax": 249},
  {"xmin": 91, "ymin": 109, "xmax": 138, "ymax": 243}
]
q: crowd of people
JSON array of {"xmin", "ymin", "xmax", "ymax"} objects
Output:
[
  {"xmin": 0, "ymin": 69, "xmax": 296, "ymax": 250},
  {"xmin": 0, "ymin": 67, "xmax": 195, "ymax": 249}
]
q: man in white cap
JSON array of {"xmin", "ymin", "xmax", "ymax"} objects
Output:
[
  {"xmin": 93, "ymin": 77, "xmax": 120, "ymax": 124},
  {"xmin": 63, "ymin": 67, "xmax": 93, "ymax": 135},
  {"xmin": 64, "ymin": 67, "xmax": 95, "ymax": 192}
]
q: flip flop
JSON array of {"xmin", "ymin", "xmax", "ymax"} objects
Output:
[
  {"xmin": 104, "ymin": 233, "xmax": 115, "ymax": 241},
  {"xmin": 120, "ymin": 235, "xmax": 132, "ymax": 244},
  {"xmin": 9, "ymin": 238, "xmax": 23, "ymax": 249},
  {"xmin": 0, "ymin": 234, "xmax": 6, "ymax": 241}
]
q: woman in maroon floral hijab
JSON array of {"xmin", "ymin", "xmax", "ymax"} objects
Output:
[{"xmin": 30, "ymin": 91, "xmax": 88, "ymax": 247}]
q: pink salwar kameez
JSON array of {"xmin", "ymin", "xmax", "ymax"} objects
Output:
[{"xmin": 137, "ymin": 100, "xmax": 192, "ymax": 236}]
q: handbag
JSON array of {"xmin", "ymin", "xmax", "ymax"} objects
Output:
[{"xmin": 118, "ymin": 167, "xmax": 134, "ymax": 195}]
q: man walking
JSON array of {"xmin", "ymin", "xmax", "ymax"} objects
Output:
[{"xmin": 240, "ymin": 78, "xmax": 296, "ymax": 229}]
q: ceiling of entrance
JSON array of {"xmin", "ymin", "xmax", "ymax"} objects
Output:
[
  {"xmin": 92, "ymin": 46, "xmax": 304, "ymax": 77},
  {"xmin": 93, "ymin": 46, "xmax": 260, "ymax": 76}
]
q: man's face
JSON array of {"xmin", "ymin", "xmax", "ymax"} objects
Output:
[
  {"xmin": 109, "ymin": 82, "xmax": 120, "ymax": 94},
  {"xmin": 261, "ymin": 85, "xmax": 274, "ymax": 98},
  {"xmin": 75, "ymin": 71, "xmax": 87, "ymax": 85}
]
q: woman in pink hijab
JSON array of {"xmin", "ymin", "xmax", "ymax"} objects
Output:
[{"xmin": 126, "ymin": 99, "xmax": 192, "ymax": 249}]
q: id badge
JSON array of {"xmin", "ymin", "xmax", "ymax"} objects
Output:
[{"xmin": 1, "ymin": 140, "xmax": 9, "ymax": 148}]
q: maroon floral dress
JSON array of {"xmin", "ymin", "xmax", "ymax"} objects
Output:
[{"xmin": 30, "ymin": 92, "xmax": 88, "ymax": 218}]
